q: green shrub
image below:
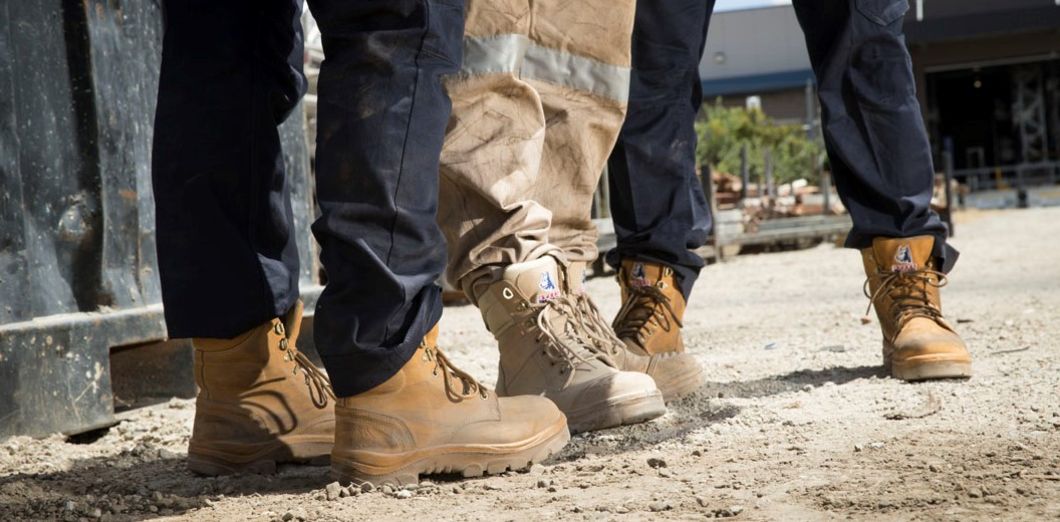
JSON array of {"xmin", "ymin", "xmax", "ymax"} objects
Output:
[{"xmin": 695, "ymin": 100, "xmax": 824, "ymax": 186}]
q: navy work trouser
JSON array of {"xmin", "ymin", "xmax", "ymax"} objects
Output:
[
  {"xmin": 606, "ymin": 0, "xmax": 955, "ymax": 299},
  {"xmin": 152, "ymin": 0, "xmax": 463, "ymax": 396}
]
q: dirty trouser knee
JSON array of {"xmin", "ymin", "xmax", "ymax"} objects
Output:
[
  {"xmin": 793, "ymin": 0, "xmax": 957, "ymax": 270},
  {"xmin": 153, "ymin": 0, "xmax": 305, "ymax": 339},
  {"xmin": 605, "ymin": 0, "xmax": 716, "ymax": 300},
  {"xmin": 439, "ymin": 0, "xmax": 636, "ymax": 298},
  {"xmin": 153, "ymin": 0, "xmax": 463, "ymax": 396}
]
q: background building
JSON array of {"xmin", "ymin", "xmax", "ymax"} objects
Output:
[{"xmin": 700, "ymin": 0, "xmax": 1060, "ymax": 186}]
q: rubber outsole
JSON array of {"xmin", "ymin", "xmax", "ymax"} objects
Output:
[
  {"xmin": 884, "ymin": 344, "xmax": 972, "ymax": 382},
  {"xmin": 330, "ymin": 419, "xmax": 571, "ymax": 487},
  {"xmin": 564, "ymin": 390, "xmax": 667, "ymax": 434},
  {"xmin": 891, "ymin": 358, "xmax": 972, "ymax": 381},
  {"xmin": 188, "ymin": 440, "xmax": 332, "ymax": 476}
]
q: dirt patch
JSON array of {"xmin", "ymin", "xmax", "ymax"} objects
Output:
[{"xmin": 2, "ymin": 207, "xmax": 1059, "ymax": 521}]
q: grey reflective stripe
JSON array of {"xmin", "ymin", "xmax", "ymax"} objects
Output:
[
  {"xmin": 460, "ymin": 34, "xmax": 630, "ymax": 103},
  {"xmin": 461, "ymin": 34, "xmax": 529, "ymax": 77}
]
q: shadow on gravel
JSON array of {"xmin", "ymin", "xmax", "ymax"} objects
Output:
[
  {"xmin": 553, "ymin": 365, "xmax": 885, "ymax": 462},
  {"xmin": 698, "ymin": 364, "xmax": 886, "ymax": 400},
  {"xmin": 0, "ymin": 455, "xmax": 331, "ymax": 520}
]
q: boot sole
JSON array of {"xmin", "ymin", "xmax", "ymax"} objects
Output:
[
  {"xmin": 891, "ymin": 356, "xmax": 972, "ymax": 381},
  {"xmin": 565, "ymin": 389, "xmax": 667, "ymax": 434},
  {"xmin": 188, "ymin": 437, "xmax": 333, "ymax": 476},
  {"xmin": 330, "ymin": 417, "xmax": 570, "ymax": 487},
  {"xmin": 652, "ymin": 364, "xmax": 706, "ymax": 403}
]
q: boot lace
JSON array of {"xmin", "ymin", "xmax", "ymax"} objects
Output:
[
  {"xmin": 515, "ymin": 295, "xmax": 612, "ymax": 385},
  {"xmin": 422, "ymin": 342, "xmax": 489, "ymax": 402},
  {"xmin": 572, "ymin": 293, "xmax": 624, "ymax": 358},
  {"xmin": 613, "ymin": 284, "xmax": 682, "ymax": 347},
  {"xmin": 863, "ymin": 267, "xmax": 950, "ymax": 343},
  {"xmin": 276, "ymin": 323, "xmax": 336, "ymax": 409}
]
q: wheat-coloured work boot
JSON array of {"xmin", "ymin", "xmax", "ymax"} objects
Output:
[
  {"xmin": 563, "ymin": 263, "xmax": 703, "ymax": 401},
  {"xmin": 330, "ymin": 326, "xmax": 570, "ymax": 486},
  {"xmin": 475, "ymin": 256, "xmax": 666, "ymax": 433},
  {"xmin": 188, "ymin": 301, "xmax": 336, "ymax": 475},
  {"xmin": 862, "ymin": 236, "xmax": 972, "ymax": 381}
]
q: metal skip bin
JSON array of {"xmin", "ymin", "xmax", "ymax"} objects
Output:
[{"xmin": 0, "ymin": 1, "xmax": 318, "ymax": 437}]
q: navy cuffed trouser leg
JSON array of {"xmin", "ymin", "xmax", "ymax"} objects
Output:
[
  {"xmin": 307, "ymin": 0, "xmax": 462, "ymax": 397},
  {"xmin": 605, "ymin": 0, "xmax": 717, "ymax": 300},
  {"xmin": 795, "ymin": 0, "xmax": 956, "ymax": 270},
  {"xmin": 153, "ymin": 0, "xmax": 306, "ymax": 339},
  {"xmin": 152, "ymin": 0, "xmax": 463, "ymax": 397}
]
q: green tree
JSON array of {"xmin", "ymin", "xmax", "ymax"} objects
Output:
[{"xmin": 695, "ymin": 100, "xmax": 823, "ymax": 187}]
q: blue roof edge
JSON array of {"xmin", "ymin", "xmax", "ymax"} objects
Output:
[{"xmin": 701, "ymin": 69, "xmax": 816, "ymax": 97}]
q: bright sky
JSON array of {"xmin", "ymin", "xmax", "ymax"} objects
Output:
[{"xmin": 715, "ymin": 0, "xmax": 792, "ymax": 11}]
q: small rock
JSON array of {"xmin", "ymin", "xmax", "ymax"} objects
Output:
[
  {"xmin": 394, "ymin": 490, "xmax": 412, "ymax": 499},
  {"xmin": 854, "ymin": 444, "xmax": 864, "ymax": 452},
  {"xmin": 714, "ymin": 505, "xmax": 744, "ymax": 517},
  {"xmin": 451, "ymin": 487, "xmax": 461, "ymax": 494},
  {"xmin": 692, "ymin": 449, "xmax": 703, "ymax": 457},
  {"xmin": 649, "ymin": 501, "xmax": 671, "ymax": 512},
  {"xmin": 868, "ymin": 442, "xmax": 885, "ymax": 450},
  {"xmin": 802, "ymin": 385, "xmax": 813, "ymax": 392},
  {"xmin": 647, "ymin": 458, "xmax": 667, "ymax": 469},
  {"xmin": 86, "ymin": 508, "xmax": 102, "ymax": 519},
  {"xmin": 361, "ymin": 482, "xmax": 375, "ymax": 493},
  {"xmin": 64, "ymin": 501, "xmax": 77, "ymax": 512},
  {"xmin": 482, "ymin": 484, "xmax": 502, "ymax": 491},
  {"xmin": 536, "ymin": 480, "xmax": 548, "ymax": 488},
  {"xmin": 547, "ymin": 486, "xmax": 557, "ymax": 493},
  {"xmin": 380, "ymin": 485, "xmax": 394, "ymax": 495},
  {"xmin": 695, "ymin": 496, "xmax": 707, "ymax": 507},
  {"xmin": 324, "ymin": 482, "xmax": 342, "ymax": 501},
  {"xmin": 929, "ymin": 464, "xmax": 941, "ymax": 472},
  {"xmin": 282, "ymin": 512, "xmax": 295, "ymax": 521},
  {"xmin": 968, "ymin": 488, "xmax": 983, "ymax": 498}
]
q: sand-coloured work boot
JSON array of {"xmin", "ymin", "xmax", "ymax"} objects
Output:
[
  {"xmin": 603, "ymin": 260, "xmax": 705, "ymax": 400},
  {"xmin": 862, "ymin": 236, "xmax": 972, "ymax": 381},
  {"xmin": 330, "ymin": 326, "xmax": 569, "ymax": 486},
  {"xmin": 189, "ymin": 301, "xmax": 336, "ymax": 475},
  {"xmin": 476, "ymin": 257, "xmax": 666, "ymax": 433}
]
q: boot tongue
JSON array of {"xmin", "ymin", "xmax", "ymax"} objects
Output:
[
  {"xmin": 504, "ymin": 256, "xmax": 564, "ymax": 303},
  {"xmin": 282, "ymin": 300, "xmax": 304, "ymax": 342},
  {"xmin": 872, "ymin": 236, "xmax": 935, "ymax": 273},
  {"xmin": 621, "ymin": 259, "xmax": 667, "ymax": 288},
  {"xmin": 566, "ymin": 261, "xmax": 588, "ymax": 295}
]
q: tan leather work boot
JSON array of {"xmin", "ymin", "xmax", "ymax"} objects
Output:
[
  {"xmin": 189, "ymin": 301, "xmax": 336, "ymax": 475},
  {"xmin": 563, "ymin": 261, "xmax": 704, "ymax": 402},
  {"xmin": 862, "ymin": 236, "xmax": 972, "ymax": 381},
  {"xmin": 607, "ymin": 260, "xmax": 705, "ymax": 400},
  {"xmin": 331, "ymin": 325, "xmax": 570, "ymax": 486},
  {"xmin": 475, "ymin": 257, "xmax": 666, "ymax": 433}
]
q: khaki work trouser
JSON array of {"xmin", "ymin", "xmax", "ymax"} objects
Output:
[{"xmin": 438, "ymin": 0, "xmax": 636, "ymax": 301}]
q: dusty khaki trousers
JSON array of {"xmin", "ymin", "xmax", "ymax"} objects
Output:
[{"xmin": 438, "ymin": 0, "xmax": 636, "ymax": 300}]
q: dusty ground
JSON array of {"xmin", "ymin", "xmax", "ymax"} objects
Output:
[{"xmin": 2, "ymin": 207, "xmax": 1059, "ymax": 521}]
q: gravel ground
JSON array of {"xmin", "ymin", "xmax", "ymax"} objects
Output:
[{"xmin": 2, "ymin": 207, "xmax": 1059, "ymax": 521}]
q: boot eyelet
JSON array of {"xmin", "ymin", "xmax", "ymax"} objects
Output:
[
  {"xmin": 502, "ymin": 288, "xmax": 514, "ymax": 299},
  {"xmin": 279, "ymin": 338, "xmax": 289, "ymax": 351},
  {"xmin": 274, "ymin": 323, "xmax": 285, "ymax": 335}
]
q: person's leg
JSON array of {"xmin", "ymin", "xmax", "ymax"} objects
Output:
[
  {"xmin": 439, "ymin": 0, "xmax": 666, "ymax": 433},
  {"xmin": 793, "ymin": 0, "xmax": 970, "ymax": 381},
  {"xmin": 152, "ymin": 0, "xmax": 333, "ymax": 475},
  {"xmin": 153, "ymin": 0, "xmax": 304, "ymax": 339},
  {"xmin": 307, "ymin": 0, "xmax": 569, "ymax": 485},
  {"xmin": 527, "ymin": 0, "xmax": 712, "ymax": 403},
  {"xmin": 605, "ymin": 0, "xmax": 716, "ymax": 300}
]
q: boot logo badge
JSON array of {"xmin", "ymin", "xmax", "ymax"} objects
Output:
[
  {"xmin": 892, "ymin": 245, "xmax": 918, "ymax": 272},
  {"xmin": 631, "ymin": 263, "xmax": 649, "ymax": 287},
  {"xmin": 538, "ymin": 272, "xmax": 560, "ymax": 302}
]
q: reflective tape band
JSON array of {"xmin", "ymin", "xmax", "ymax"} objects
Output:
[{"xmin": 460, "ymin": 34, "xmax": 630, "ymax": 103}]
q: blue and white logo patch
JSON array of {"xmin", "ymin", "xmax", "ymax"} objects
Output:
[
  {"xmin": 537, "ymin": 271, "xmax": 561, "ymax": 302},
  {"xmin": 891, "ymin": 244, "xmax": 918, "ymax": 272}
]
